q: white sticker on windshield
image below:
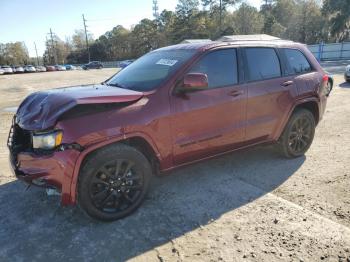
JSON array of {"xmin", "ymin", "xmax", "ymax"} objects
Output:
[{"xmin": 156, "ymin": 59, "xmax": 178, "ymax": 66}]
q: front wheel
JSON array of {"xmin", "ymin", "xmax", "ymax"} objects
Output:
[
  {"xmin": 78, "ymin": 144, "xmax": 152, "ymax": 221},
  {"xmin": 278, "ymin": 109, "xmax": 315, "ymax": 158}
]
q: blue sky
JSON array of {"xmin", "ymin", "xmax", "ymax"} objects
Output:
[{"xmin": 0, "ymin": 0, "xmax": 261, "ymax": 57}]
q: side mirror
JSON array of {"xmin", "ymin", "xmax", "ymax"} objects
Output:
[{"xmin": 182, "ymin": 73, "xmax": 209, "ymax": 91}]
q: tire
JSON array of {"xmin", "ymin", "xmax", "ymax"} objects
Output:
[
  {"xmin": 326, "ymin": 81, "xmax": 332, "ymax": 96},
  {"xmin": 278, "ymin": 109, "xmax": 315, "ymax": 158},
  {"xmin": 78, "ymin": 143, "xmax": 152, "ymax": 221}
]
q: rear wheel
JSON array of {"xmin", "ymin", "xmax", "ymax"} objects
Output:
[
  {"xmin": 78, "ymin": 144, "xmax": 152, "ymax": 221},
  {"xmin": 278, "ymin": 109, "xmax": 315, "ymax": 158},
  {"xmin": 326, "ymin": 81, "xmax": 332, "ymax": 96}
]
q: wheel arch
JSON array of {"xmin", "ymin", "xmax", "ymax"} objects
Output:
[
  {"xmin": 69, "ymin": 133, "xmax": 161, "ymax": 204},
  {"xmin": 275, "ymin": 98, "xmax": 320, "ymax": 141},
  {"xmin": 293, "ymin": 100, "xmax": 320, "ymax": 125}
]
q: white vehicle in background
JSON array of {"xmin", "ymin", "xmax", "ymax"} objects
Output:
[
  {"xmin": 1, "ymin": 65, "xmax": 14, "ymax": 74},
  {"xmin": 24, "ymin": 65, "xmax": 36, "ymax": 72},
  {"xmin": 0, "ymin": 68, "xmax": 4, "ymax": 75},
  {"xmin": 35, "ymin": 66, "xmax": 47, "ymax": 72},
  {"xmin": 14, "ymin": 66, "xmax": 25, "ymax": 73},
  {"xmin": 344, "ymin": 65, "xmax": 350, "ymax": 82}
]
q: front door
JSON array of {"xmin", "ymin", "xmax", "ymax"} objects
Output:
[{"xmin": 170, "ymin": 48, "xmax": 246, "ymax": 165}]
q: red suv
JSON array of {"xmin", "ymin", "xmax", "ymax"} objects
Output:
[{"xmin": 8, "ymin": 39, "xmax": 329, "ymax": 221}]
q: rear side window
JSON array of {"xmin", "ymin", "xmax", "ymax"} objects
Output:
[
  {"xmin": 245, "ymin": 48, "xmax": 281, "ymax": 81},
  {"xmin": 189, "ymin": 49, "xmax": 238, "ymax": 88},
  {"xmin": 282, "ymin": 49, "xmax": 312, "ymax": 75}
]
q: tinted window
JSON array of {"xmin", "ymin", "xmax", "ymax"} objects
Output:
[
  {"xmin": 245, "ymin": 48, "xmax": 281, "ymax": 81},
  {"xmin": 189, "ymin": 49, "xmax": 238, "ymax": 88},
  {"xmin": 107, "ymin": 49, "xmax": 196, "ymax": 91},
  {"xmin": 283, "ymin": 49, "xmax": 312, "ymax": 75}
]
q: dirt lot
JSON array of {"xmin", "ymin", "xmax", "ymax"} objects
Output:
[{"xmin": 0, "ymin": 69, "xmax": 349, "ymax": 262}]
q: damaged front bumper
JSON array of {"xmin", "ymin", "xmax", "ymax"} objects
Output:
[{"xmin": 8, "ymin": 117, "xmax": 81, "ymax": 205}]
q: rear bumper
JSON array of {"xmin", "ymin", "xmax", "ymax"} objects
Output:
[{"xmin": 9, "ymin": 149, "xmax": 80, "ymax": 205}]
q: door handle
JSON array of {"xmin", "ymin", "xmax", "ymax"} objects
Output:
[
  {"xmin": 281, "ymin": 80, "xmax": 294, "ymax": 87},
  {"xmin": 228, "ymin": 90, "xmax": 244, "ymax": 97}
]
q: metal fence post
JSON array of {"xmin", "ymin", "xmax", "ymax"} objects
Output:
[
  {"xmin": 340, "ymin": 42, "xmax": 344, "ymax": 59},
  {"xmin": 317, "ymin": 42, "xmax": 322, "ymax": 62}
]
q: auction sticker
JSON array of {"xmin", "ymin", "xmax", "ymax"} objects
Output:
[{"xmin": 156, "ymin": 59, "xmax": 178, "ymax": 66}]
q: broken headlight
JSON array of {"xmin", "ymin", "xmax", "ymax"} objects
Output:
[{"xmin": 32, "ymin": 130, "xmax": 63, "ymax": 150}]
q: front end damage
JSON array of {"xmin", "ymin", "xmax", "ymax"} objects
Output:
[
  {"xmin": 8, "ymin": 84, "xmax": 145, "ymax": 205},
  {"xmin": 7, "ymin": 116, "xmax": 81, "ymax": 204}
]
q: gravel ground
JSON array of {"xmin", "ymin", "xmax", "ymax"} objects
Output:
[{"xmin": 0, "ymin": 69, "xmax": 349, "ymax": 262}]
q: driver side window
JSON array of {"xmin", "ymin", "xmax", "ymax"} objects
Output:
[{"xmin": 189, "ymin": 49, "xmax": 238, "ymax": 89}]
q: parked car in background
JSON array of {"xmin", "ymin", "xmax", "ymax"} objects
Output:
[
  {"xmin": 14, "ymin": 66, "xmax": 24, "ymax": 73},
  {"xmin": 82, "ymin": 61, "xmax": 103, "ymax": 70},
  {"xmin": 345, "ymin": 65, "xmax": 350, "ymax": 82},
  {"xmin": 119, "ymin": 60, "xmax": 134, "ymax": 69},
  {"xmin": 0, "ymin": 68, "xmax": 4, "ymax": 75},
  {"xmin": 46, "ymin": 65, "xmax": 56, "ymax": 72},
  {"xmin": 24, "ymin": 65, "xmax": 36, "ymax": 73},
  {"xmin": 65, "ymin": 65, "xmax": 77, "ymax": 70},
  {"xmin": 1, "ymin": 65, "xmax": 14, "ymax": 74},
  {"xmin": 35, "ymin": 66, "xmax": 47, "ymax": 72},
  {"xmin": 55, "ymin": 65, "xmax": 66, "ymax": 71},
  {"xmin": 8, "ymin": 37, "xmax": 330, "ymax": 221}
]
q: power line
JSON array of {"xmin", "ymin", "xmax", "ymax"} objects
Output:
[{"xmin": 82, "ymin": 14, "xmax": 91, "ymax": 63}]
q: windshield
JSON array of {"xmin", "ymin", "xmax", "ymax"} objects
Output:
[{"xmin": 106, "ymin": 49, "xmax": 196, "ymax": 91}]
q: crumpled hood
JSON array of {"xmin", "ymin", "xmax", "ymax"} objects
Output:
[{"xmin": 16, "ymin": 84, "xmax": 143, "ymax": 131}]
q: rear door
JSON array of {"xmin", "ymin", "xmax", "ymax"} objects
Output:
[
  {"xmin": 280, "ymin": 48, "xmax": 319, "ymax": 97},
  {"xmin": 170, "ymin": 48, "xmax": 246, "ymax": 165},
  {"xmin": 242, "ymin": 47, "xmax": 297, "ymax": 142}
]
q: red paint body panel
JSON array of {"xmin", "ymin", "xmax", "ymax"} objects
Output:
[{"xmin": 8, "ymin": 41, "xmax": 328, "ymax": 205}]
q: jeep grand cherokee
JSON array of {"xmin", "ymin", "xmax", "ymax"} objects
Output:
[{"xmin": 8, "ymin": 38, "xmax": 329, "ymax": 221}]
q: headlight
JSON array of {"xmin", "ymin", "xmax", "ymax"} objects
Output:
[{"xmin": 32, "ymin": 130, "xmax": 63, "ymax": 150}]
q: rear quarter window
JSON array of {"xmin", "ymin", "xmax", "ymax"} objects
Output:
[
  {"xmin": 245, "ymin": 48, "xmax": 281, "ymax": 82},
  {"xmin": 282, "ymin": 48, "xmax": 312, "ymax": 75}
]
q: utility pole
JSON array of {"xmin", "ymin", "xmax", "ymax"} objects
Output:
[
  {"xmin": 82, "ymin": 14, "xmax": 90, "ymax": 63},
  {"xmin": 34, "ymin": 42, "xmax": 40, "ymax": 66},
  {"xmin": 49, "ymin": 28, "xmax": 57, "ymax": 64},
  {"xmin": 219, "ymin": 0, "xmax": 222, "ymax": 35}
]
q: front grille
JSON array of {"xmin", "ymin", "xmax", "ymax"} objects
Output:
[{"xmin": 8, "ymin": 116, "xmax": 32, "ymax": 165}]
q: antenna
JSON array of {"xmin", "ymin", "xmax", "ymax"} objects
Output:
[{"xmin": 152, "ymin": 0, "xmax": 159, "ymax": 19}]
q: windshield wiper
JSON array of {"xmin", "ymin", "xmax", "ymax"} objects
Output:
[{"xmin": 106, "ymin": 82, "xmax": 129, "ymax": 89}]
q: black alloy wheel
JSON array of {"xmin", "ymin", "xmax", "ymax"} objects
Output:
[
  {"xmin": 287, "ymin": 116, "xmax": 313, "ymax": 155},
  {"xmin": 89, "ymin": 159, "xmax": 143, "ymax": 213},
  {"xmin": 278, "ymin": 109, "xmax": 315, "ymax": 158},
  {"xmin": 78, "ymin": 144, "xmax": 152, "ymax": 221}
]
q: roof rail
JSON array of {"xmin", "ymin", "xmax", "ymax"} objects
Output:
[
  {"xmin": 181, "ymin": 39, "xmax": 213, "ymax": 44},
  {"xmin": 217, "ymin": 34, "xmax": 281, "ymax": 42}
]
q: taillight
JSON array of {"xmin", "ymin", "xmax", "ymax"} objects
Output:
[{"xmin": 322, "ymin": 75, "xmax": 329, "ymax": 83}]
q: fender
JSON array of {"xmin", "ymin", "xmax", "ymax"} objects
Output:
[
  {"xmin": 68, "ymin": 131, "xmax": 161, "ymax": 204},
  {"xmin": 272, "ymin": 96, "xmax": 320, "ymax": 141}
]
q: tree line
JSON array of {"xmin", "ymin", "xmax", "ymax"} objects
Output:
[{"xmin": 1, "ymin": 0, "xmax": 349, "ymax": 65}]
